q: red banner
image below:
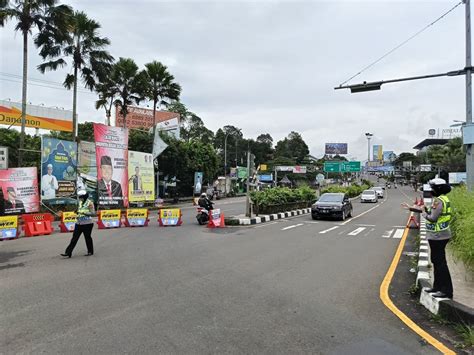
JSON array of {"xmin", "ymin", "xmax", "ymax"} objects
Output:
[
  {"xmin": 0, "ymin": 167, "xmax": 39, "ymax": 215},
  {"xmin": 93, "ymin": 123, "xmax": 129, "ymax": 209}
]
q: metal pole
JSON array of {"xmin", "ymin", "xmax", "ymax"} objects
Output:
[
  {"xmin": 466, "ymin": 0, "xmax": 474, "ymax": 191},
  {"xmin": 246, "ymin": 150, "xmax": 251, "ymax": 217},
  {"xmin": 224, "ymin": 133, "xmax": 228, "ymax": 197}
]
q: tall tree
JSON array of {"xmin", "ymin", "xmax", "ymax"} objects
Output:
[
  {"xmin": 95, "ymin": 71, "xmax": 117, "ymax": 126},
  {"xmin": 0, "ymin": 0, "xmax": 72, "ymax": 164},
  {"xmin": 274, "ymin": 131, "xmax": 309, "ymax": 163},
  {"xmin": 141, "ymin": 61, "xmax": 181, "ymax": 137},
  {"xmin": 36, "ymin": 10, "xmax": 113, "ymax": 139},
  {"xmin": 110, "ymin": 58, "xmax": 143, "ymax": 128}
]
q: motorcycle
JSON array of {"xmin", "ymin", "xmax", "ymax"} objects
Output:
[{"xmin": 196, "ymin": 207, "xmax": 210, "ymax": 225}]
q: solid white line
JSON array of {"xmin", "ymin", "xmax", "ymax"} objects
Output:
[
  {"xmin": 393, "ymin": 229, "xmax": 404, "ymax": 239},
  {"xmin": 382, "ymin": 229, "xmax": 394, "ymax": 238},
  {"xmin": 340, "ymin": 203, "xmax": 380, "ymax": 225},
  {"xmin": 348, "ymin": 227, "xmax": 366, "ymax": 236},
  {"xmin": 319, "ymin": 226, "xmax": 339, "ymax": 234},
  {"xmin": 281, "ymin": 223, "xmax": 304, "ymax": 231}
]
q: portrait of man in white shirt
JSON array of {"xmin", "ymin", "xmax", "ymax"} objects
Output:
[{"xmin": 41, "ymin": 164, "xmax": 59, "ymax": 199}]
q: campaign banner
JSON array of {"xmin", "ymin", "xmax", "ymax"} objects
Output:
[
  {"xmin": 98, "ymin": 209, "xmax": 121, "ymax": 228},
  {"xmin": 159, "ymin": 208, "xmax": 181, "ymax": 226},
  {"xmin": 126, "ymin": 208, "xmax": 148, "ymax": 226},
  {"xmin": 0, "ymin": 167, "xmax": 39, "ymax": 215},
  {"xmin": 0, "ymin": 215, "xmax": 18, "ymax": 239},
  {"xmin": 41, "ymin": 137, "xmax": 77, "ymax": 203},
  {"xmin": 128, "ymin": 151, "xmax": 154, "ymax": 202},
  {"xmin": 194, "ymin": 172, "xmax": 203, "ymax": 194},
  {"xmin": 94, "ymin": 123, "xmax": 129, "ymax": 209},
  {"xmin": 77, "ymin": 141, "xmax": 98, "ymax": 202}
]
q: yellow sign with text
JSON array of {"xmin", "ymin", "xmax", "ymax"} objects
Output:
[
  {"xmin": 159, "ymin": 208, "xmax": 180, "ymax": 219},
  {"xmin": 62, "ymin": 212, "xmax": 77, "ymax": 223},
  {"xmin": 0, "ymin": 215, "xmax": 18, "ymax": 229},
  {"xmin": 126, "ymin": 208, "xmax": 147, "ymax": 219},
  {"xmin": 100, "ymin": 210, "xmax": 121, "ymax": 220}
]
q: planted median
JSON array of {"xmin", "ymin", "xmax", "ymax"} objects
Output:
[{"xmin": 250, "ymin": 186, "xmax": 317, "ymax": 215}]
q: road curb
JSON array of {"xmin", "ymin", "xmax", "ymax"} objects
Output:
[
  {"xmin": 228, "ymin": 208, "xmax": 312, "ymax": 225},
  {"xmin": 416, "ymin": 215, "xmax": 474, "ymax": 325}
]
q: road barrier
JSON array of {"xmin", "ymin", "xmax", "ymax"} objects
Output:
[
  {"xmin": 0, "ymin": 215, "xmax": 19, "ymax": 240},
  {"xmin": 97, "ymin": 210, "xmax": 122, "ymax": 229},
  {"xmin": 207, "ymin": 209, "xmax": 226, "ymax": 228},
  {"xmin": 124, "ymin": 208, "xmax": 149, "ymax": 227},
  {"xmin": 59, "ymin": 212, "xmax": 77, "ymax": 232},
  {"xmin": 22, "ymin": 213, "xmax": 54, "ymax": 237},
  {"xmin": 158, "ymin": 208, "xmax": 182, "ymax": 227}
]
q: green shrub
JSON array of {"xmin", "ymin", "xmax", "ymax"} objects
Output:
[
  {"xmin": 320, "ymin": 184, "xmax": 370, "ymax": 198},
  {"xmin": 449, "ymin": 186, "xmax": 474, "ymax": 269},
  {"xmin": 250, "ymin": 186, "xmax": 317, "ymax": 210}
]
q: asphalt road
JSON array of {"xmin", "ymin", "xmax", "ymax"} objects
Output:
[{"xmin": 1, "ymin": 186, "xmax": 441, "ymax": 354}]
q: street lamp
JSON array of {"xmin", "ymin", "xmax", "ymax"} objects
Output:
[
  {"xmin": 365, "ymin": 133, "xmax": 373, "ymax": 168},
  {"xmin": 336, "ymin": 1, "xmax": 474, "ymax": 190}
]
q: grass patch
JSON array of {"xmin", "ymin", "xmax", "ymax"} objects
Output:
[
  {"xmin": 453, "ymin": 324, "xmax": 474, "ymax": 349},
  {"xmin": 448, "ymin": 186, "xmax": 474, "ymax": 269}
]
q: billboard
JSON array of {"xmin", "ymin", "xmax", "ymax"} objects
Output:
[
  {"xmin": 373, "ymin": 145, "xmax": 383, "ymax": 161},
  {"xmin": 0, "ymin": 99, "xmax": 73, "ymax": 132},
  {"xmin": 325, "ymin": 143, "xmax": 348, "ymax": 155},
  {"xmin": 383, "ymin": 151, "xmax": 396, "ymax": 162},
  {"xmin": 449, "ymin": 172, "xmax": 467, "ymax": 185},
  {"xmin": 41, "ymin": 137, "xmax": 77, "ymax": 203},
  {"xmin": 156, "ymin": 117, "xmax": 180, "ymax": 139},
  {"xmin": 94, "ymin": 123, "xmax": 129, "ymax": 209},
  {"xmin": 128, "ymin": 151, "xmax": 155, "ymax": 202},
  {"xmin": 77, "ymin": 141, "xmax": 98, "ymax": 201},
  {"xmin": 115, "ymin": 106, "xmax": 179, "ymax": 130},
  {"xmin": 0, "ymin": 167, "xmax": 39, "ymax": 214}
]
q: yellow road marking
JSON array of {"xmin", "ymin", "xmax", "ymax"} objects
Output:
[{"xmin": 380, "ymin": 214, "xmax": 455, "ymax": 355}]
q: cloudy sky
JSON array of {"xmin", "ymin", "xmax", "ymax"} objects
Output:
[{"xmin": 0, "ymin": 0, "xmax": 468, "ymax": 160}]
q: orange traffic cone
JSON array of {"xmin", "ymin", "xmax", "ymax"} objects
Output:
[
  {"xmin": 407, "ymin": 215, "xmax": 420, "ymax": 229},
  {"xmin": 220, "ymin": 213, "xmax": 226, "ymax": 228}
]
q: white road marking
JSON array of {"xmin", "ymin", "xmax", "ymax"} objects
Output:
[
  {"xmin": 254, "ymin": 221, "xmax": 279, "ymax": 228},
  {"xmin": 319, "ymin": 226, "xmax": 339, "ymax": 234},
  {"xmin": 364, "ymin": 228, "xmax": 375, "ymax": 236},
  {"xmin": 281, "ymin": 223, "xmax": 304, "ymax": 231},
  {"xmin": 340, "ymin": 203, "xmax": 380, "ymax": 225},
  {"xmin": 306, "ymin": 221, "xmax": 319, "ymax": 224},
  {"xmin": 356, "ymin": 224, "xmax": 376, "ymax": 227},
  {"xmin": 348, "ymin": 227, "xmax": 366, "ymax": 236},
  {"xmin": 393, "ymin": 229, "xmax": 404, "ymax": 239},
  {"xmin": 382, "ymin": 229, "xmax": 394, "ymax": 238}
]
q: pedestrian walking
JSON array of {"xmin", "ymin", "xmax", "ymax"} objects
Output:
[
  {"xmin": 402, "ymin": 178, "xmax": 453, "ymax": 298},
  {"xmin": 61, "ymin": 190, "xmax": 96, "ymax": 258}
]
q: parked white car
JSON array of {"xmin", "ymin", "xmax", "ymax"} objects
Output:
[
  {"xmin": 373, "ymin": 186, "xmax": 384, "ymax": 199},
  {"xmin": 360, "ymin": 189, "xmax": 377, "ymax": 203}
]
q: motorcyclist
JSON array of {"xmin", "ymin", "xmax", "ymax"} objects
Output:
[{"xmin": 198, "ymin": 192, "xmax": 213, "ymax": 211}]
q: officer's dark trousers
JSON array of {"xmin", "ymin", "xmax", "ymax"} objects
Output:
[
  {"xmin": 428, "ymin": 239, "xmax": 453, "ymax": 297},
  {"xmin": 65, "ymin": 223, "xmax": 94, "ymax": 256}
]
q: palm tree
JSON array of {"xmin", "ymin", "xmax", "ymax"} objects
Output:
[
  {"xmin": 141, "ymin": 61, "xmax": 181, "ymax": 137},
  {"xmin": 0, "ymin": 0, "xmax": 72, "ymax": 165},
  {"xmin": 95, "ymin": 72, "xmax": 117, "ymax": 126},
  {"xmin": 36, "ymin": 10, "xmax": 113, "ymax": 139},
  {"xmin": 110, "ymin": 58, "xmax": 143, "ymax": 129}
]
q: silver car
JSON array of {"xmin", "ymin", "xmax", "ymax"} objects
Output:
[
  {"xmin": 373, "ymin": 186, "xmax": 384, "ymax": 198},
  {"xmin": 360, "ymin": 189, "xmax": 377, "ymax": 203}
]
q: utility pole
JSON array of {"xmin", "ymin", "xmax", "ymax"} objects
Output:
[
  {"xmin": 465, "ymin": 0, "xmax": 474, "ymax": 191},
  {"xmin": 365, "ymin": 133, "xmax": 373, "ymax": 176},
  {"xmin": 224, "ymin": 133, "xmax": 229, "ymax": 197},
  {"xmin": 246, "ymin": 150, "xmax": 251, "ymax": 217}
]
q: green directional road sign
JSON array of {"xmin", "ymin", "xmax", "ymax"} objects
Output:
[
  {"xmin": 324, "ymin": 161, "xmax": 361, "ymax": 173},
  {"xmin": 323, "ymin": 161, "xmax": 341, "ymax": 172},
  {"xmin": 341, "ymin": 161, "xmax": 361, "ymax": 172}
]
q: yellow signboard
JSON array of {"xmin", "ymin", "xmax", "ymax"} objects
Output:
[
  {"xmin": 100, "ymin": 210, "xmax": 121, "ymax": 220},
  {"xmin": 128, "ymin": 151, "xmax": 155, "ymax": 202},
  {"xmin": 0, "ymin": 215, "xmax": 18, "ymax": 239},
  {"xmin": 126, "ymin": 208, "xmax": 147, "ymax": 219},
  {"xmin": 260, "ymin": 164, "xmax": 267, "ymax": 171},
  {"xmin": 160, "ymin": 208, "xmax": 180, "ymax": 219},
  {"xmin": 62, "ymin": 212, "xmax": 77, "ymax": 223},
  {"xmin": 0, "ymin": 100, "xmax": 73, "ymax": 132}
]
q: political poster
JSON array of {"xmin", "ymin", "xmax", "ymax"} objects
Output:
[
  {"xmin": 77, "ymin": 141, "xmax": 98, "ymax": 201},
  {"xmin": 325, "ymin": 143, "xmax": 348, "ymax": 155},
  {"xmin": 128, "ymin": 151, "xmax": 155, "ymax": 202},
  {"xmin": 93, "ymin": 123, "xmax": 129, "ymax": 209},
  {"xmin": 41, "ymin": 137, "xmax": 77, "ymax": 203},
  {"xmin": 0, "ymin": 167, "xmax": 39, "ymax": 215},
  {"xmin": 159, "ymin": 208, "xmax": 181, "ymax": 226}
]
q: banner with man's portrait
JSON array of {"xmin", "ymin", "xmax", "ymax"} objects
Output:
[
  {"xmin": 93, "ymin": 123, "xmax": 129, "ymax": 208},
  {"xmin": 41, "ymin": 137, "xmax": 77, "ymax": 203},
  {"xmin": 128, "ymin": 151, "xmax": 154, "ymax": 203},
  {"xmin": 0, "ymin": 167, "xmax": 39, "ymax": 215}
]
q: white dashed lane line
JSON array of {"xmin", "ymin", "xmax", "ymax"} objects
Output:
[
  {"xmin": 382, "ymin": 229, "xmax": 394, "ymax": 238},
  {"xmin": 319, "ymin": 226, "xmax": 339, "ymax": 234},
  {"xmin": 393, "ymin": 229, "xmax": 404, "ymax": 239},
  {"xmin": 348, "ymin": 227, "xmax": 366, "ymax": 236},
  {"xmin": 281, "ymin": 223, "xmax": 304, "ymax": 231}
]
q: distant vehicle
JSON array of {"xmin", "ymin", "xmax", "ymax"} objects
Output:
[
  {"xmin": 360, "ymin": 189, "xmax": 377, "ymax": 203},
  {"xmin": 373, "ymin": 186, "xmax": 384, "ymax": 198},
  {"xmin": 312, "ymin": 193, "xmax": 353, "ymax": 221}
]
